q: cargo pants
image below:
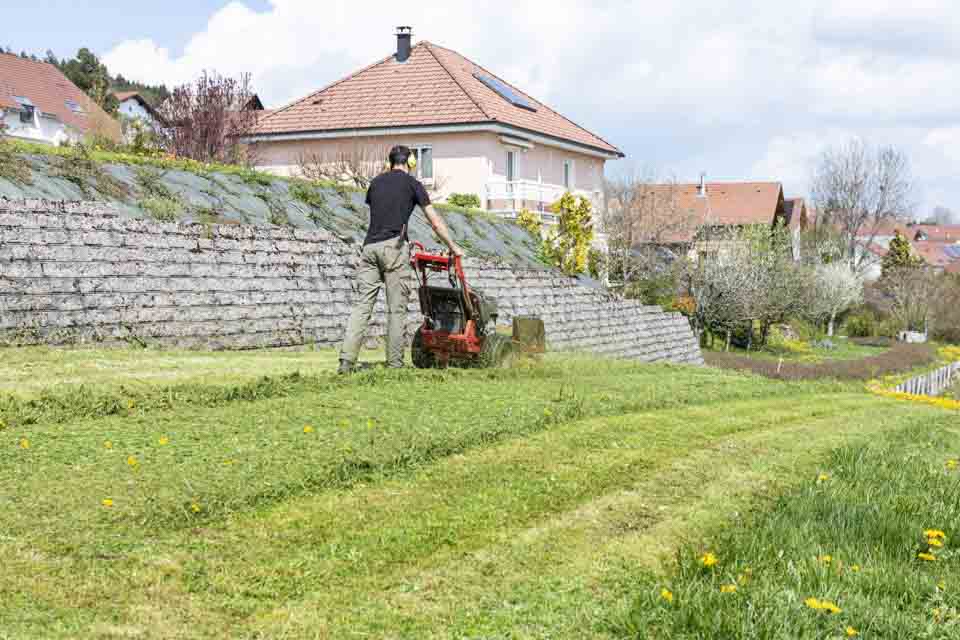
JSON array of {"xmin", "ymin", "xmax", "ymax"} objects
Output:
[{"xmin": 339, "ymin": 237, "xmax": 413, "ymax": 368}]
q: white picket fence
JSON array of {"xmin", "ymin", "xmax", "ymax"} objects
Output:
[{"xmin": 894, "ymin": 361, "xmax": 960, "ymax": 397}]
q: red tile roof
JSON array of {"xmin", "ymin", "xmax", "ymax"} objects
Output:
[
  {"xmin": 666, "ymin": 181, "xmax": 784, "ymax": 225},
  {"xmin": 912, "ymin": 240, "xmax": 960, "ymax": 270},
  {"xmin": 627, "ymin": 181, "xmax": 785, "ymax": 243},
  {"xmin": 0, "ymin": 53, "xmax": 120, "ymax": 140},
  {"xmin": 255, "ymin": 41, "xmax": 621, "ymax": 156}
]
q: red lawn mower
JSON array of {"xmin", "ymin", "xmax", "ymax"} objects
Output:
[{"xmin": 408, "ymin": 242, "xmax": 543, "ymax": 368}]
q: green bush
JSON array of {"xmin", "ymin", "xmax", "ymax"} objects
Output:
[
  {"xmin": 844, "ymin": 310, "xmax": 876, "ymax": 338},
  {"xmin": 141, "ymin": 196, "xmax": 180, "ymax": 223},
  {"xmin": 447, "ymin": 193, "xmax": 481, "ymax": 208},
  {"xmin": 765, "ymin": 326, "xmax": 811, "ymax": 356}
]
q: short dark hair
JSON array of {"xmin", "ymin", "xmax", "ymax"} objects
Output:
[{"xmin": 388, "ymin": 145, "xmax": 411, "ymax": 168}]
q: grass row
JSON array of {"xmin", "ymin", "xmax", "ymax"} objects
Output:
[
  {"xmin": 617, "ymin": 424, "xmax": 960, "ymax": 639},
  {"xmin": 2, "ymin": 357, "xmax": 854, "ymax": 549}
]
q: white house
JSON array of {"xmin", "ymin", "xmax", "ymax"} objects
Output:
[
  {"xmin": 246, "ymin": 28, "xmax": 624, "ymax": 223},
  {"xmin": 0, "ymin": 53, "xmax": 120, "ymax": 145}
]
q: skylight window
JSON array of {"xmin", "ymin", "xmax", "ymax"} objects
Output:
[
  {"xmin": 473, "ymin": 73, "xmax": 537, "ymax": 112},
  {"xmin": 65, "ymin": 99, "xmax": 85, "ymax": 114},
  {"xmin": 13, "ymin": 95, "xmax": 33, "ymax": 107}
]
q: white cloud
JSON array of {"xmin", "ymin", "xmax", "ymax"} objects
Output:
[{"xmin": 102, "ymin": 0, "xmax": 960, "ymax": 210}]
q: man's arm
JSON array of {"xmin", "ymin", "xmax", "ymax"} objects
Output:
[{"xmin": 423, "ymin": 204, "xmax": 464, "ymax": 257}]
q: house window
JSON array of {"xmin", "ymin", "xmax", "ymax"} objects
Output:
[
  {"xmin": 563, "ymin": 160, "xmax": 574, "ymax": 190},
  {"xmin": 13, "ymin": 96, "xmax": 35, "ymax": 125},
  {"xmin": 409, "ymin": 146, "xmax": 433, "ymax": 182},
  {"xmin": 507, "ymin": 150, "xmax": 517, "ymax": 182}
]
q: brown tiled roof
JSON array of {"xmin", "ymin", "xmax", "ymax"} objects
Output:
[
  {"xmin": 255, "ymin": 41, "xmax": 621, "ymax": 156},
  {"xmin": 0, "ymin": 53, "xmax": 120, "ymax": 140},
  {"xmin": 912, "ymin": 240, "xmax": 960, "ymax": 270},
  {"xmin": 628, "ymin": 181, "xmax": 785, "ymax": 244},
  {"xmin": 910, "ymin": 224, "xmax": 960, "ymax": 243}
]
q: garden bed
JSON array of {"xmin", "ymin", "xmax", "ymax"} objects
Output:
[{"xmin": 704, "ymin": 342, "xmax": 936, "ymax": 381}]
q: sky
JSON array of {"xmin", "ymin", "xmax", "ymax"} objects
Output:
[{"xmin": 6, "ymin": 0, "xmax": 959, "ymax": 217}]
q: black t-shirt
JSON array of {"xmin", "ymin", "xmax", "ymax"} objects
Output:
[{"xmin": 363, "ymin": 170, "xmax": 431, "ymax": 245}]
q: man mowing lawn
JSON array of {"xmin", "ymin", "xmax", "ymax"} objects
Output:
[{"xmin": 338, "ymin": 145, "xmax": 463, "ymax": 374}]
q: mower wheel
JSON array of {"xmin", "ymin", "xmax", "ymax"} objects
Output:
[
  {"xmin": 411, "ymin": 327, "xmax": 436, "ymax": 369},
  {"xmin": 479, "ymin": 333, "xmax": 515, "ymax": 368}
]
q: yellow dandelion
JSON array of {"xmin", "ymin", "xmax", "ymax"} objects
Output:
[
  {"xmin": 303, "ymin": 425, "xmax": 314, "ymax": 434},
  {"xmin": 821, "ymin": 601, "xmax": 842, "ymax": 614},
  {"xmin": 127, "ymin": 455, "xmax": 138, "ymax": 467},
  {"xmin": 818, "ymin": 554, "xmax": 833, "ymax": 565},
  {"xmin": 720, "ymin": 584, "xmax": 737, "ymax": 593},
  {"xmin": 660, "ymin": 588, "xmax": 673, "ymax": 603},
  {"xmin": 104, "ymin": 440, "xmax": 113, "ymax": 449},
  {"xmin": 191, "ymin": 502, "xmax": 201, "ymax": 513},
  {"xmin": 928, "ymin": 538, "xmax": 944, "ymax": 548},
  {"xmin": 158, "ymin": 436, "xmax": 169, "ymax": 446},
  {"xmin": 102, "ymin": 498, "xmax": 113, "ymax": 508},
  {"xmin": 948, "ymin": 459, "xmax": 958, "ymax": 470},
  {"xmin": 925, "ymin": 529, "xmax": 946, "ymax": 540},
  {"xmin": 817, "ymin": 473, "xmax": 830, "ymax": 482},
  {"xmin": 846, "ymin": 626, "xmax": 859, "ymax": 637},
  {"xmin": 223, "ymin": 459, "xmax": 235, "ymax": 465},
  {"xmin": 918, "ymin": 552, "xmax": 937, "ymax": 562},
  {"xmin": 850, "ymin": 564, "xmax": 861, "ymax": 572},
  {"xmin": 19, "ymin": 438, "xmax": 30, "ymax": 449},
  {"xmin": 700, "ymin": 552, "xmax": 718, "ymax": 568},
  {"xmin": 804, "ymin": 597, "xmax": 822, "ymax": 610}
]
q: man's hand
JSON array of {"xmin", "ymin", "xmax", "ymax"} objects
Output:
[{"xmin": 423, "ymin": 205, "xmax": 464, "ymax": 258}]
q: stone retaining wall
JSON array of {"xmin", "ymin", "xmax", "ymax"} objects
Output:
[{"xmin": 0, "ymin": 200, "xmax": 703, "ymax": 364}]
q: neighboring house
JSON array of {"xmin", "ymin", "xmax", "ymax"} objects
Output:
[
  {"xmin": 624, "ymin": 178, "xmax": 798, "ymax": 260},
  {"xmin": 113, "ymin": 91, "xmax": 166, "ymax": 130},
  {"xmin": 856, "ymin": 223, "xmax": 960, "ymax": 280},
  {"xmin": 247, "ymin": 27, "xmax": 623, "ymax": 222},
  {"xmin": 0, "ymin": 52, "xmax": 120, "ymax": 145}
]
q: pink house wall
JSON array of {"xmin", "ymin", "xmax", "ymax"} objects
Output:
[{"xmin": 253, "ymin": 131, "xmax": 607, "ymax": 208}]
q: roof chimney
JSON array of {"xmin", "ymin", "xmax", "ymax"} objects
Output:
[
  {"xmin": 396, "ymin": 26, "xmax": 412, "ymax": 63},
  {"xmin": 697, "ymin": 172, "xmax": 707, "ymax": 198}
]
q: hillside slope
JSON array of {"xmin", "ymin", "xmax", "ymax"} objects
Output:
[{"xmin": 0, "ymin": 145, "xmax": 545, "ymax": 267}]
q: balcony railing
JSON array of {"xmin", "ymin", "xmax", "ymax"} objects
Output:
[{"xmin": 484, "ymin": 180, "xmax": 601, "ymax": 225}]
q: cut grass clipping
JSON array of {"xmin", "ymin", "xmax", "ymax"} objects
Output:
[{"xmin": 617, "ymin": 427, "xmax": 960, "ymax": 639}]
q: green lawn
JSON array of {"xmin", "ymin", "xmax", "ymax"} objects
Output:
[
  {"xmin": 1, "ymin": 347, "xmax": 957, "ymax": 639},
  {"xmin": 704, "ymin": 336, "xmax": 887, "ymax": 364}
]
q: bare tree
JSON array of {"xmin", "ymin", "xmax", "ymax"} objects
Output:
[
  {"xmin": 881, "ymin": 267, "xmax": 944, "ymax": 334},
  {"xmin": 809, "ymin": 262, "xmax": 864, "ymax": 336},
  {"xmin": 296, "ymin": 139, "xmax": 390, "ymax": 189},
  {"xmin": 157, "ymin": 71, "xmax": 260, "ymax": 165},
  {"xmin": 810, "ymin": 138, "xmax": 915, "ymax": 273},
  {"xmin": 682, "ymin": 224, "xmax": 808, "ymax": 349},
  {"xmin": 602, "ymin": 171, "xmax": 700, "ymax": 298}
]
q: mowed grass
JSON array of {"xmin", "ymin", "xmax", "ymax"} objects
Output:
[
  {"xmin": 0, "ymin": 347, "xmax": 957, "ymax": 639},
  {"xmin": 617, "ymin": 428, "xmax": 960, "ymax": 639}
]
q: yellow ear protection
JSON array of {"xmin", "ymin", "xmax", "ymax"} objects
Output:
[{"xmin": 407, "ymin": 154, "xmax": 417, "ymax": 171}]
